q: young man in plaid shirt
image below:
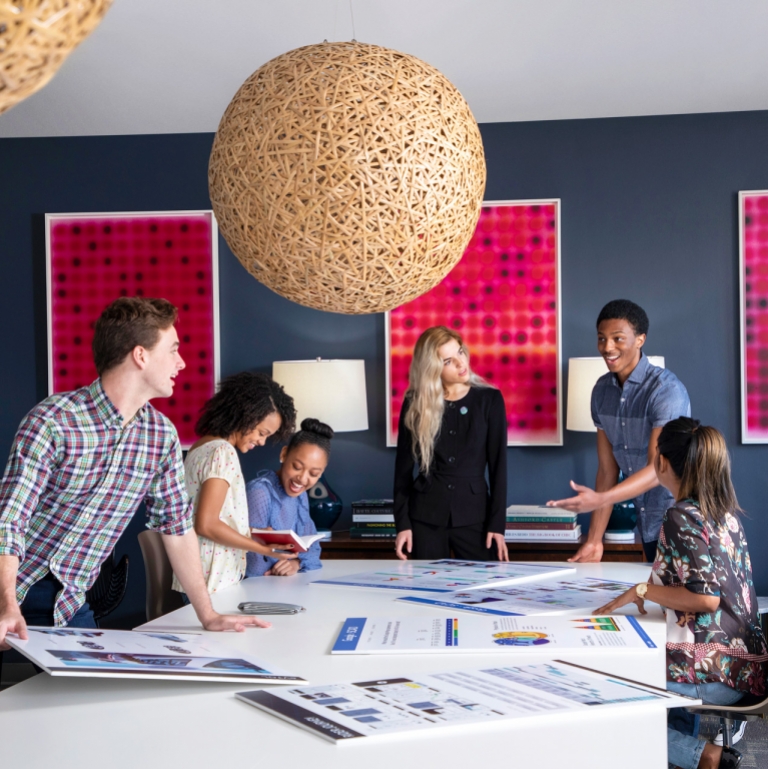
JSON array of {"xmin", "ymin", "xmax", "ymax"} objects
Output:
[{"xmin": 0, "ymin": 297, "xmax": 269, "ymax": 647}]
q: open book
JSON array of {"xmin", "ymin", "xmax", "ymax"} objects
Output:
[{"xmin": 251, "ymin": 528, "xmax": 326, "ymax": 553}]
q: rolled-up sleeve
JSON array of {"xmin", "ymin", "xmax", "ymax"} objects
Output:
[
  {"xmin": 0, "ymin": 412, "xmax": 57, "ymax": 559},
  {"xmin": 591, "ymin": 385, "xmax": 603, "ymax": 430},
  {"xmin": 144, "ymin": 438, "xmax": 193, "ymax": 536},
  {"xmin": 649, "ymin": 376, "xmax": 691, "ymax": 428}
]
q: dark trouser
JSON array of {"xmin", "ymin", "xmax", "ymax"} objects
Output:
[
  {"xmin": 411, "ymin": 519, "xmax": 493, "ymax": 560},
  {"xmin": 668, "ymin": 706, "xmax": 700, "ymax": 739},
  {"xmin": 20, "ymin": 572, "xmax": 95, "ymax": 628},
  {"xmin": 642, "ymin": 538, "xmax": 658, "ymax": 562}
]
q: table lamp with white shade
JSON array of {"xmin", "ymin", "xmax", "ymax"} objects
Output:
[
  {"xmin": 272, "ymin": 359, "xmax": 368, "ymax": 531},
  {"xmin": 566, "ymin": 356, "xmax": 664, "ymax": 541},
  {"xmin": 566, "ymin": 356, "xmax": 665, "ymax": 432}
]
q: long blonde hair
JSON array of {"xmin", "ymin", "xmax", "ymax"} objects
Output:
[{"xmin": 404, "ymin": 326, "xmax": 489, "ymax": 474}]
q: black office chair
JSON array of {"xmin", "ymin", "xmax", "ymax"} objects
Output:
[{"xmin": 85, "ymin": 551, "xmax": 130, "ymax": 625}]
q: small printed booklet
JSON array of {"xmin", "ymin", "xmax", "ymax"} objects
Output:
[
  {"xmin": 6, "ymin": 627, "xmax": 307, "ymax": 684},
  {"xmin": 330, "ymin": 614, "xmax": 656, "ymax": 655},
  {"xmin": 251, "ymin": 528, "xmax": 326, "ymax": 553},
  {"xmin": 311, "ymin": 559, "xmax": 575, "ymax": 593},
  {"xmin": 397, "ymin": 577, "xmax": 637, "ymax": 616},
  {"xmin": 236, "ymin": 660, "xmax": 696, "ymax": 744},
  {"xmin": 504, "ymin": 525, "xmax": 582, "ymax": 541}
]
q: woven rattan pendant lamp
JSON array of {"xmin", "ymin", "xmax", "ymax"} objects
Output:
[
  {"xmin": 0, "ymin": 0, "xmax": 112, "ymax": 115},
  {"xmin": 209, "ymin": 41, "xmax": 486, "ymax": 315}
]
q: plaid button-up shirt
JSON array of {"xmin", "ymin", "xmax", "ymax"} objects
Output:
[{"xmin": 0, "ymin": 379, "xmax": 193, "ymax": 626}]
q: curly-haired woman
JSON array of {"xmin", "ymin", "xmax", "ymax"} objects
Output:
[{"xmin": 172, "ymin": 372, "xmax": 298, "ymax": 596}]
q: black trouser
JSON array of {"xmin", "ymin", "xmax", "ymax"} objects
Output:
[
  {"xmin": 411, "ymin": 519, "xmax": 494, "ymax": 560},
  {"xmin": 642, "ymin": 539, "xmax": 658, "ymax": 562}
]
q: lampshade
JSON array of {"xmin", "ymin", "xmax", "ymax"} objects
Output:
[
  {"xmin": 272, "ymin": 359, "xmax": 368, "ymax": 433},
  {"xmin": 566, "ymin": 356, "xmax": 665, "ymax": 432},
  {"xmin": 0, "ymin": 0, "xmax": 113, "ymax": 115},
  {"xmin": 208, "ymin": 41, "xmax": 486, "ymax": 314}
]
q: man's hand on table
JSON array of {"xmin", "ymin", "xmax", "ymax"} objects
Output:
[
  {"xmin": 0, "ymin": 602, "xmax": 28, "ymax": 650},
  {"xmin": 200, "ymin": 611, "xmax": 272, "ymax": 632}
]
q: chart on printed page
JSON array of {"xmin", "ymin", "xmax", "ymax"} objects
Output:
[
  {"xmin": 236, "ymin": 661, "xmax": 694, "ymax": 744},
  {"xmin": 311, "ymin": 559, "xmax": 574, "ymax": 593},
  {"xmin": 7, "ymin": 627, "xmax": 306, "ymax": 684},
  {"xmin": 397, "ymin": 578, "xmax": 636, "ymax": 615},
  {"xmin": 331, "ymin": 614, "xmax": 656, "ymax": 655}
]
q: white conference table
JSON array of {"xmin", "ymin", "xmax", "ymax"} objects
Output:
[{"xmin": 0, "ymin": 560, "xmax": 674, "ymax": 768}]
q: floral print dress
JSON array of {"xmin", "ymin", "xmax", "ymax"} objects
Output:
[{"xmin": 652, "ymin": 500, "xmax": 767, "ymax": 696}]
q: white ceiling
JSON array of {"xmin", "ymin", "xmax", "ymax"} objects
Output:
[{"xmin": 3, "ymin": 0, "xmax": 768, "ymax": 137}]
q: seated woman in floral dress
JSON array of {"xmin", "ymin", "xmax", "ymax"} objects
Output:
[{"xmin": 597, "ymin": 417, "xmax": 767, "ymax": 769}]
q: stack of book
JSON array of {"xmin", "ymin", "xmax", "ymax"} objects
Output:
[
  {"xmin": 350, "ymin": 499, "xmax": 396, "ymax": 539},
  {"xmin": 504, "ymin": 505, "xmax": 581, "ymax": 542}
]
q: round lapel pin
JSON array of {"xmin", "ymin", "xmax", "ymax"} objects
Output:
[{"xmin": 460, "ymin": 406, "xmax": 468, "ymax": 415}]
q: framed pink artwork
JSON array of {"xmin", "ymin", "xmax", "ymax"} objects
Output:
[
  {"xmin": 739, "ymin": 191, "xmax": 768, "ymax": 443},
  {"xmin": 386, "ymin": 199, "xmax": 562, "ymax": 447},
  {"xmin": 45, "ymin": 211, "xmax": 220, "ymax": 448}
]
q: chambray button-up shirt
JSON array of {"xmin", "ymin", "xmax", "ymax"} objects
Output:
[
  {"xmin": 245, "ymin": 470, "xmax": 322, "ymax": 577},
  {"xmin": 590, "ymin": 354, "xmax": 690, "ymax": 543},
  {"xmin": 0, "ymin": 379, "xmax": 193, "ymax": 625}
]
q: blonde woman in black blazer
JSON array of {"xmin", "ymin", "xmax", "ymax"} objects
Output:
[{"xmin": 393, "ymin": 326, "xmax": 508, "ymax": 561}]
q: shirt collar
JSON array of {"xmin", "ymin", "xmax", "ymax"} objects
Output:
[
  {"xmin": 264, "ymin": 469, "xmax": 291, "ymax": 499},
  {"xmin": 609, "ymin": 352, "xmax": 649, "ymax": 388},
  {"xmin": 88, "ymin": 378, "xmax": 147, "ymax": 427},
  {"xmin": 625, "ymin": 352, "xmax": 650, "ymax": 385}
]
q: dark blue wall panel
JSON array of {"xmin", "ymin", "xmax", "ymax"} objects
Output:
[{"xmin": 1, "ymin": 110, "xmax": 767, "ymax": 627}]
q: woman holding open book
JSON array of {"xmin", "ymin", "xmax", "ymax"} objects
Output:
[
  {"xmin": 244, "ymin": 418, "xmax": 331, "ymax": 577},
  {"xmin": 596, "ymin": 418, "xmax": 766, "ymax": 769},
  {"xmin": 171, "ymin": 372, "xmax": 299, "ymax": 599},
  {"xmin": 393, "ymin": 326, "xmax": 508, "ymax": 562}
]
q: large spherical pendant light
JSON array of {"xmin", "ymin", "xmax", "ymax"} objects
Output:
[
  {"xmin": 0, "ymin": 0, "xmax": 112, "ymax": 115},
  {"xmin": 209, "ymin": 41, "xmax": 486, "ymax": 315}
]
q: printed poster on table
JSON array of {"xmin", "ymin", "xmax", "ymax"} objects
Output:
[
  {"xmin": 236, "ymin": 660, "xmax": 696, "ymax": 744},
  {"xmin": 397, "ymin": 578, "xmax": 636, "ymax": 615},
  {"xmin": 311, "ymin": 559, "xmax": 575, "ymax": 593},
  {"xmin": 7, "ymin": 627, "xmax": 306, "ymax": 684},
  {"xmin": 331, "ymin": 614, "xmax": 656, "ymax": 655}
]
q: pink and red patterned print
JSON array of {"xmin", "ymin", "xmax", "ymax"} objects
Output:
[
  {"xmin": 48, "ymin": 213, "xmax": 217, "ymax": 447},
  {"xmin": 742, "ymin": 194, "xmax": 768, "ymax": 439},
  {"xmin": 389, "ymin": 202, "xmax": 561, "ymax": 445}
]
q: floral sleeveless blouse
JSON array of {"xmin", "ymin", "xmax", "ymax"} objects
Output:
[{"xmin": 652, "ymin": 500, "xmax": 767, "ymax": 695}]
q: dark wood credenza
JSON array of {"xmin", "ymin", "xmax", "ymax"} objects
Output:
[{"xmin": 320, "ymin": 531, "xmax": 647, "ymax": 563}]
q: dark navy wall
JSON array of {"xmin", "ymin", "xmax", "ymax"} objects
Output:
[{"xmin": 1, "ymin": 110, "xmax": 767, "ymax": 627}]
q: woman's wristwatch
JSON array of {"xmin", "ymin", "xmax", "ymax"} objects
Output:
[{"xmin": 635, "ymin": 582, "xmax": 649, "ymax": 599}]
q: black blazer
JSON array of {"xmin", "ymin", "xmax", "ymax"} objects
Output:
[{"xmin": 393, "ymin": 386, "xmax": 508, "ymax": 533}]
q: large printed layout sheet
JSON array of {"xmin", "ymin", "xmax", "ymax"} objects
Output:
[
  {"xmin": 236, "ymin": 660, "xmax": 696, "ymax": 744},
  {"xmin": 331, "ymin": 614, "xmax": 656, "ymax": 655},
  {"xmin": 7, "ymin": 627, "xmax": 307, "ymax": 684},
  {"xmin": 397, "ymin": 578, "xmax": 636, "ymax": 615},
  {"xmin": 311, "ymin": 559, "xmax": 575, "ymax": 593}
]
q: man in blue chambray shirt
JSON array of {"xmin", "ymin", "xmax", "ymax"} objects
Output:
[{"xmin": 548, "ymin": 299, "xmax": 690, "ymax": 563}]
